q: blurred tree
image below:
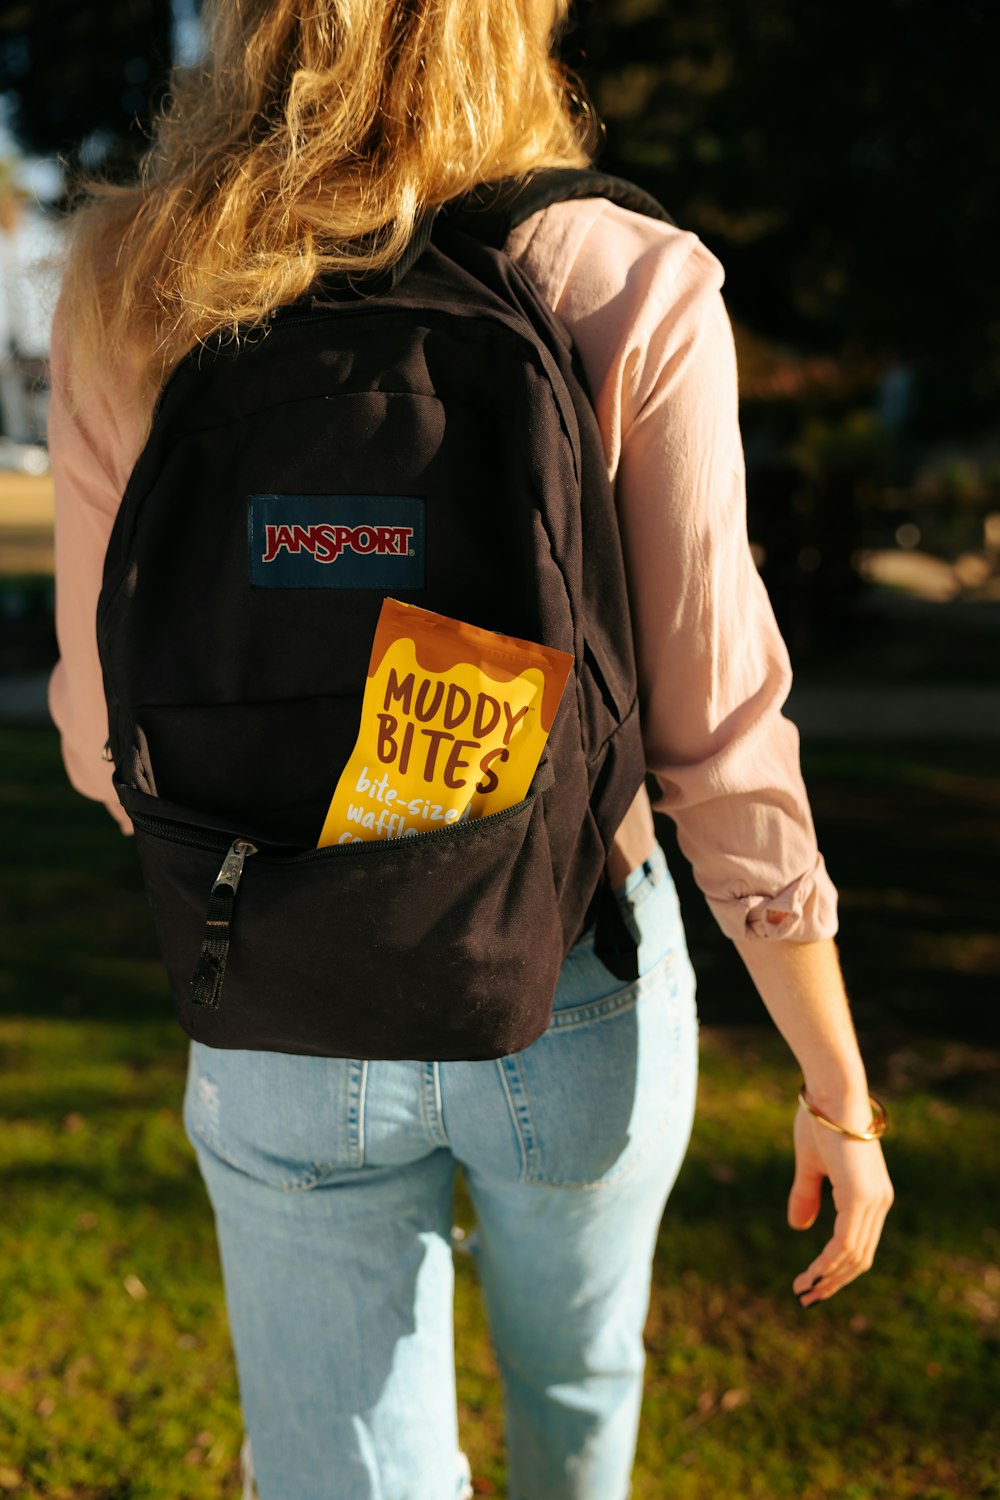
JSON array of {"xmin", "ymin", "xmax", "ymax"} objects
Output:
[
  {"xmin": 568, "ymin": 0, "xmax": 1000, "ymax": 429},
  {"xmin": 0, "ymin": 0, "xmax": 172, "ymax": 173}
]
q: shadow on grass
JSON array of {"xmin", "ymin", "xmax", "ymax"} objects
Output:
[{"xmin": 2, "ymin": 727, "xmax": 179, "ymax": 1028}]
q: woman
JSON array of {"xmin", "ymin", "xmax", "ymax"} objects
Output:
[{"xmin": 48, "ymin": 2, "xmax": 894, "ymax": 1497}]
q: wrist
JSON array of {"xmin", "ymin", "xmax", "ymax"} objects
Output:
[
  {"xmin": 803, "ymin": 1077, "xmax": 870, "ymax": 1106},
  {"xmin": 800, "ymin": 1081, "xmax": 877, "ymax": 1135},
  {"xmin": 801, "ymin": 1059, "xmax": 869, "ymax": 1105}
]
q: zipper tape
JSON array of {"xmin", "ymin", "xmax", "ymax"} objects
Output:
[{"xmin": 130, "ymin": 788, "xmax": 533, "ymax": 863}]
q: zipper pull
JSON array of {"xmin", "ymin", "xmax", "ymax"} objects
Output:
[
  {"xmin": 191, "ymin": 839, "xmax": 257, "ymax": 1010},
  {"xmin": 213, "ymin": 839, "xmax": 256, "ymax": 894}
]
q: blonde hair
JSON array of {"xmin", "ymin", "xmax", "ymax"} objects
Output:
[{"xmin": 61, "ymin": 0, "xmax": 599, "ymax": 412}]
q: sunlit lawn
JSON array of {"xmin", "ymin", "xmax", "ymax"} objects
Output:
[{"xmin": 1, "ymin": 729, "xmax": 997, "ymax": 1499}]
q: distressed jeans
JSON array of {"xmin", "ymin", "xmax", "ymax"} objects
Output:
[{"xmin": 183, "ymin": 839, "xmax": 700, "ymax": 1500}]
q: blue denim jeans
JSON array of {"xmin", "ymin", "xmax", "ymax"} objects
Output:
[{"xmin": 183, "ymin": 840, "xmax": 699, "ymax": 1500}]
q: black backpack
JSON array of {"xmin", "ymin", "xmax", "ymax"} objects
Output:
[{"xmin": 97, "ymin": 168, "xmax": 676, "ymax": 1061}]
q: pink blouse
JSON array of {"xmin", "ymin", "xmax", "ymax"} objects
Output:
[{"xmin": 47, "ymin": 195, "xmax": 838, "ymax": 944}]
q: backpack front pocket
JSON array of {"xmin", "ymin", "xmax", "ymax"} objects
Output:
[{"xmin": 117, "ymin": 780, "xmax": 563, "ymax": 1061}]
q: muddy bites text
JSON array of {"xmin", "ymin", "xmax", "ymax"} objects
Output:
[{"xmin": 317, "ymin": 599, "xmax": 572, "ymax": 847}]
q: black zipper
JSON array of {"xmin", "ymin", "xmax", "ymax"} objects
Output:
[{"xmin": 130, "ymin": 790, "xmax": 531, "ymax": 863}]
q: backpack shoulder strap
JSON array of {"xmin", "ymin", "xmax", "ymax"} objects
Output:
[
  {"xmin": 313, "ymin": 169, "xmax": 674, "ymax": 297},
  {"xmin": 436, "ymin": 167, "xmax": 676, "ymax": 247}
]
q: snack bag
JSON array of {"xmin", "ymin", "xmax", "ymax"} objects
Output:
[{"xmin": 318, "ymin": 598, "xmax": 573, "ymax": 846}]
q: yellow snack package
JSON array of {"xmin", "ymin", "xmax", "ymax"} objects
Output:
[{"xmin": 318, "ymin": 598, "xmax": 573, "ymax": 847}]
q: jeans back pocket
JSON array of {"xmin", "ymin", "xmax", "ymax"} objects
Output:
[
  {"xmin": 183, "ymin": 1042, "xmax": 366, "ymax": 1189},
  {"xmin": 499, "ymin": 949, "xmax": 697, "ymax": 1188}
]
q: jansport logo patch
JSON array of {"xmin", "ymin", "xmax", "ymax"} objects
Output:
[
  {"xmin": 261, "ymin": 522, "xmax": 414, "ymax": 566},
  {"xmin": 249, "ymin": 495, "xmax": 424, "ymax": 589}
]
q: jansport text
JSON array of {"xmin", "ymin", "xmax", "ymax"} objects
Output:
[{"xmin": 261, "ymin": 522, "xmax": 414, "ymax": 565}]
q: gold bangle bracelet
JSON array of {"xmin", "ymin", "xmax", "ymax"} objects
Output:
[{"xmin": 798, "ymin": 1087, "xmax": 887, "ymax": 1141}]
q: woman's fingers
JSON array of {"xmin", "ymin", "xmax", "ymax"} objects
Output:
[
  {"xmin": 819, "ymin": 1188, "xmax": 894, "ymax": 1304},
  {"xmin": 792, "ymin": 1199, "xmax": 871, "ymax": 1302},
  {"xmin": 789, "ymin": 1117, "xmax": 894, "ymax": 1307},
  {"xmin": 795, "ymin": 1200, "xmax": 882, "ymax": 1305},
  {"xmin": 797, "ymin": 1182, "xmax": 899, "ymax": 1302}
]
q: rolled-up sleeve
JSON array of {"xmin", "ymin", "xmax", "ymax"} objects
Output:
[
  {"xmin": 611, "ymin": 232, "xmax": 838, "ymax": 941},
  {"xmin": 510, "ymin": 198, "xmax": 839, "ymax": 942}
]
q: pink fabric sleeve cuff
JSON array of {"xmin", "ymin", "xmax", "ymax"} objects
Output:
[{"xmin": 705, "ymin": 851, "xmax": 839, "ymax": 943}]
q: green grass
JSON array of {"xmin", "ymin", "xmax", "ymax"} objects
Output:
[{"xmin": 2, "ymin": 729, "xmax": 998, "ymax": 1498}]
